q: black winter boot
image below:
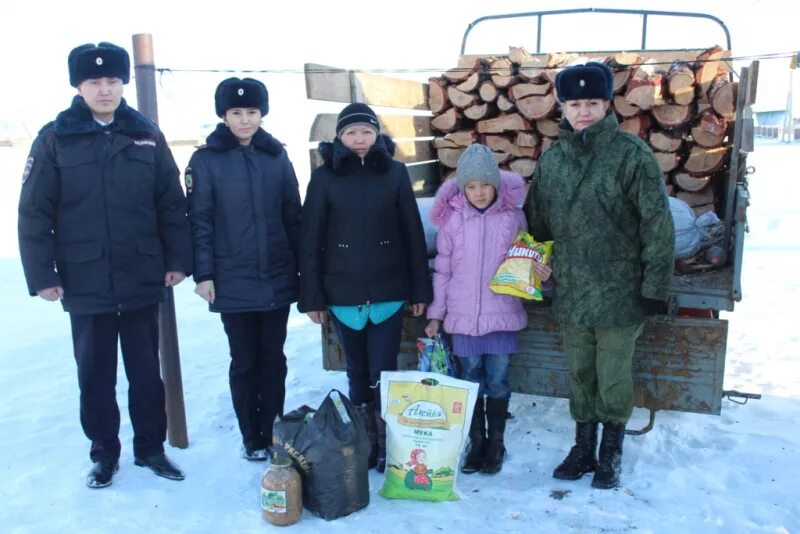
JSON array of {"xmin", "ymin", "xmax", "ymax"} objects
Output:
[
  {"xmin": 357, "ymin": 401, "xmax": 378, "ymax": 469},
  {"xmin": 481, "ymin": 397, "xmax": 508, "ymax": 474},
  {"xmin": 373, "ymin": 389, "xmax": 387, "ymax": 473},
  {"xmin": 461, "ymin": 397, "xmax": 486, "ymax": 474},
  {"xmin": 552, "ymin": 422, "xmax": 598, "ymax": 480},
  {"xmin": 592, "ymin": 422, "xmax": 625, "ymax": 489}
]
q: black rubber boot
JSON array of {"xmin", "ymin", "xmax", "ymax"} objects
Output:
[
  {"xmin": 480, "ymin": 397, "xmax": 508, "ymax": 474},
  {"xmin": 460, "ymin": 397, "xmax": 485, "ymax": 474},
  {"xmin": 552, "ymin": 422, "xmax": 598, "ymax": 480},
  {"xmin": 591, "ymin": 422, "xmax": 625, "ymax": 489},
  {"xmin": 358, "ymin": 401, "xmax": 378, "ymax": 469}
]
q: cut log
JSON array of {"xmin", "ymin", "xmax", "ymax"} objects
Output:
[
  {"xmin": 437, "ymin": 147, "xmax": 466, "ymax": 168},
  {"xmin": 489, "ymin": 57, "xmax": 513, "ymax": 77},
  {"xmin": 668, "ymin": 61, "xmax": 696, "ymax": 105},
  {"xmin": 654, "ymin": 151, "xmax": 681, "ymax": 173},
  {"xmin": 430, "ymin": 108, "xmax": 463, "ymax": 132},
  {"xmin": 508, "ymin": 46, "xmax": 531, "ymax": 65},
  {"xmin": 516, "ymin": 93, "xmax": 557, "ymax": 120},
  {"xmin": 509, "ymin": 82, "xmax": 551, "ymax": 101},
  {"xmin": 443, "ymin": 130, "xmax": 477, "ymax": 147},
  {"xmin": 456, "ymin": 71, "xmax": 481, "ymax": 93},
  {"xmin": 463, "ymin": 102, "xmax": 495, "ymax": 121},
  {"xmin": 541, "ymin": 137, "xmax": 554, "ymax": 153},
  {"xmin": 489, "ymin": 57, "xmax": 514, "ymax": 87},
  {"xmin": 497, "ymin": 93, "xmax": 515, "ymax": 112},
  {"xmin": 427, "ymin": 77, "xmax": 450, "ymax": 115},
  {"xmin": 709, "ymin": 78, "xmax": 737, "ymax": 119},
  {"xmin": 607, "ymin": 53, "xmax": 641, "ymax": 94},
  {"xmin": 518, "ymin": 59, "xmax": 545, "ymax": 82},
  {"xmin": 433, "ymin": 137, "xmax": 460, "ymax": 149},
  {"xmin": 476, "ymin": 113, "xmax": 531, "ymax": 134},
  {"xmin": 515, "ymin": 131, "xmax": 540, "ymax": 147},
  {"xmin": 483, "ymin": 135, "xmax": 538, "ymax": 158},
  {"xmin": 665, "ymin": 184, "xmax": 676, "ymax": 196},
  {"xmin": 683, "ymin": 146, "xmax": 727, "ymax": 175},
  {"xmin": 695, "ymin": 45, "xmax": 725, "ymax": 94},
  {"xmin": 649, "ymin": 130, "xmax": 683, "ymax": 152},
  {"xmin": 535, "ymin": 118, "xmax": 561, "ymax": 138},
  {"xmin": 447, "ymin": 85, "xmax": 477, "ymax": 109},
  {"xmin": 444, "ymin": 57, "xmax": 482, "ymax": 83},
  {"xmin": 614, "ymin": 94, "xmax": 640, "ymax": 118},
  {"xmin": 479, "ymin": 81, "xmax": 499, "ymax": 103},
  {"xmin": 677, "ymin": 188, "xmax": 715, "ymax": 207},
  {"xmin": 625, "ymin": 74, "xmax": 666, "ymax": 110},
  {"xmin": 651, "ymin": 104, "xmax": 692, "ymax": 129},
  {"xmin": 510, "ymin": 158, "xmax": 538, "ymax": 178},
  {"xmin": 493, "ymin": 152, "xmax": 513, "ymax": 164},
  {"xmin": 691, "ymin": 111, "xmax": 728, "ymax": 147},
  {"xmin": 620, "ymin": 114, "xmax": 653, "ymax": 139},
  {"xmin": 674, "ymin": 173, "xmax": 712, "ymax": 192}
]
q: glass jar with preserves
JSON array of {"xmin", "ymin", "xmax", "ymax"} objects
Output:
[{"xmin": 261, "ymin": 454, "xmax": 302, "ymax": 526}]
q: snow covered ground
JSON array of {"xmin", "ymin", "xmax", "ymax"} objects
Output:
[{"xmin": 0, "ymin": 140, "xmax": 798, "ymax": 533}]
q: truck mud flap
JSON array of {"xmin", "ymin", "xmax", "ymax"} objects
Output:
[{"xmin": 510, "ymin": 307, "xmax": 728, "ymax": 415}]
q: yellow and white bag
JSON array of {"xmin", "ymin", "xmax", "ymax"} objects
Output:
[{"xmin": 378, "ymin": 371, "xmax": 479, "ymax": 502}]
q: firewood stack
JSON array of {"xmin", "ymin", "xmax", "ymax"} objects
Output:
[{"xmin": 428, "ymin": 45, "xmax": 737, "ymax": 217}]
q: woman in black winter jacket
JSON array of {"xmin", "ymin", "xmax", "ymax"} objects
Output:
[
  {"xmin": 186, "ymin": 78, "xmax": 302, "ymax": 460},
  {"xmin": 299, "ymin": 103, "xmax": 432, "ymax": 472}
]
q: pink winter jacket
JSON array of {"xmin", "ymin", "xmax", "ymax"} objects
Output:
[{"xmin": 427, "ymin": 170, "xmax": 528, "ymax": 336}]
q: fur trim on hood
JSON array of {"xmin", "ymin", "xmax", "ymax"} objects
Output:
[
  {"xmin": 316, "ymin": 134, "xmax": 396, "ymax": 175},
  {"xmin": 430, "ymin": 170, "xmax": 526, "ymax": 228}
]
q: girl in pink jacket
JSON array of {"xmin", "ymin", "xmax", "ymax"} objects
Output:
[{"xmin": 424, "ymin": 143, "xmax": 551, "ymax": 475}]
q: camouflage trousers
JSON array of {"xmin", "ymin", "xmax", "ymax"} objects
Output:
[{"xmin": 561, "ymin": 322, "xmax": 645, "ymax": 425}]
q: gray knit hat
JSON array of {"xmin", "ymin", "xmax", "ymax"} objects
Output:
[{"xmin": 456, "ymin": 143, "xmax": 501, "ymax": 191}]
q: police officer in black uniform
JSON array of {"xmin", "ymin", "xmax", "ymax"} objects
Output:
[{"xmin": 18, "ymin": 42, "xmax": 193, "ymax": 489}]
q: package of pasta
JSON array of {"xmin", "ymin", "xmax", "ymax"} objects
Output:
[{"xmin": 490, "ymin": 230, "xmax": 553, "ymax": 301}]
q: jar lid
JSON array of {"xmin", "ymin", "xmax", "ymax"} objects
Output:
[{"xmin": 270, "ymin": 453, "xmax": 292, "ymax": 468}]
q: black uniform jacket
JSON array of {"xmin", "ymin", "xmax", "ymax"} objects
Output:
[
  {"xmin": 186, "ymin": 124, "xmax": 302, "ymax": 313},
  {"xmin": 18, "ymin": 96, "xmax": 192, "ymax": 314},
  {"xmin": 298, "ymin": 134, "xmax": 432, "ymax": 312}
]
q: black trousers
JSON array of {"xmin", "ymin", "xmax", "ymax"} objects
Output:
[
  {"xmin": 331, "ymin": 307, "xmax": 403, "ymax": 406},
  {"xmin": 220, "ymin": 306, "xmax": 289, "ymax": 450},
  {"xmin": 69, "ymin": 305, "xmax": 165, "ymax": 463}
]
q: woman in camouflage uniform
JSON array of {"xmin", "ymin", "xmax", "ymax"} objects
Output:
[{"xmin": 525, "ymin": 63, "xmax": 675, "ymax": 489}]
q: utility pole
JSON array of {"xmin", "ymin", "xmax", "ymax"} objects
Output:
[
  {"xmin": 132, "ymin": 33, "xmax": 189, "ymax": 449},
  {"xmin": 782, "ymin": 53, "xmax": 798, "ymax": 143}
]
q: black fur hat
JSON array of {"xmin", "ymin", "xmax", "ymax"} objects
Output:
[
  {"xmin": 335, "ymin": 102, "xmax": 380, "ymax": 138},
  {"xmin": 555, "ymin": 63, "xmax": 614, "ymax": 102},
  {"xmin": 214, "ymin": 77, "xmax": 269, "ymax": 117},
  {"xmin": 68, "ymin": 42, "xmax": 130, "ymax": 87}
]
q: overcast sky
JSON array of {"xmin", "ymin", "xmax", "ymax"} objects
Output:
[{"xmin": 1, "ymin": 0, "xmax": 795, "ymax": 142}]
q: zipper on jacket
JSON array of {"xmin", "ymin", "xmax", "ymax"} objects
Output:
[
  {"xmin": 99, "ymin": 131, "xmax": 116, "ymax": 301},
  {"xmin": 475, "ymin": 213, "xmax": 485, "ymax": 330}
]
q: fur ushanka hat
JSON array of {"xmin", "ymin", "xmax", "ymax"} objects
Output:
[
  {"xmin": 555, "ymin": 62, "xmax": 614, "ymax": 102},
  {"xmin": 214, "ymin": 77, "xmax": 269, "ymax": 117},
  {"xmin": 68, "ymin": 42, "xmax": 130, "ymax": 87}
]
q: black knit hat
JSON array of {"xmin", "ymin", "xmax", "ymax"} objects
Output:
[
  {"xmin": 68, "ymin": 42, "xmax": 130, "ymax": 87},
  {"xmin": 555, "ymin": 63, "xmax": 614, "ymax": 102},
  {"xmin": 335, "ymin": 103, "xmax": 380, "ymax": 138},
  {"xmin": 214, "ymin": 77, "xmax": 269, "ymax": 117}
]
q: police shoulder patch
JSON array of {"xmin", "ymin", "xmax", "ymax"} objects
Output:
[
  {"xmin": 22, "ymin": 156, "xmax": 35, "ymax": 184},
  {"xmin": 184, "ymin": 166, "xmax": 194, "ymax": 194}
]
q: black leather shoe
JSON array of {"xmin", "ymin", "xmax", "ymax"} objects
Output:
[
  {"xmin": 134, "ymin": 453, "xmax": 185, "ymax": 481},
  {"xmin": 86, "ymin": 459, "xmax": 119, "ymax": 489}
]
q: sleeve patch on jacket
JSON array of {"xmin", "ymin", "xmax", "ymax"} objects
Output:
[
  {"xmin": 22, "ymin": 156, "xmax": 34, "ymax": 184},
  {"xmin": 184, "ymin": 167, "xmax": 193, "ymax": 194}
]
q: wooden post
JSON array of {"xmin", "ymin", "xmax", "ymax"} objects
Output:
[{"xmin": 132, "ymin": 33, "xmax": 189, "ymax": 449}]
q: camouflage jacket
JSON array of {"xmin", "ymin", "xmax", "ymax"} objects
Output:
[{"xmin": 525, "ymin": 111, "xmax": 675, "ymax": 327}]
